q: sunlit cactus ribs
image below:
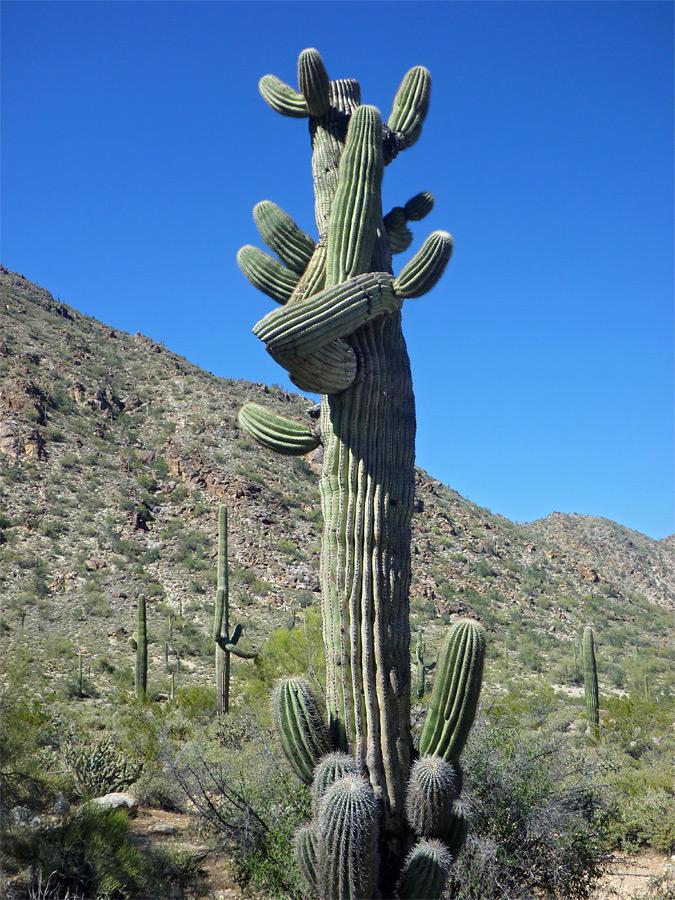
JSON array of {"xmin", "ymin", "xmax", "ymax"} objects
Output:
[{"xmin": 237, "ymin": 47, "xmax": 484, "ymax": 899}]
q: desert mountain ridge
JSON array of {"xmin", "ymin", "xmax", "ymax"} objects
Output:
[{"xmin": 0, "ymin": 265, "xmax": 673, "ymax": 697}]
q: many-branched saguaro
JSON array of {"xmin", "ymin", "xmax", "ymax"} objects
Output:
[{"xmin": 237, "ymin": 48, "xmax": 485, "ymax": 899}]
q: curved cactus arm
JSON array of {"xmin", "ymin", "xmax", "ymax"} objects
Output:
[
  {"xmin": 253, "ymin": 272, "xmax": 400, "ymax": 362},
  {"xmin": 274, "ymin": 677, "xmax": 333, "ymax": 784},
  {"xmin": 229, "ymin": 622, "xmax": 243, "ymax": 645},
  {"xmin": 295, "ymin": 825, "xmax": 319, "ymax": 896},
  {"xmin": 394, "ymin": 231, "xmax": 453, "ymax": 299},
  {"xmin": 325, "ymin": 104, "xmax": 384, "ymax": 286},
  {"xmin": 384, "ymin": 193, "xmax": 434, "ymax": 255},
  {"xmin": 396, "ymin": 839, "xmax": 453, "ymax": 900},
  {"xmin": 285, "ymin": 340, "xmax": 357, "ymax": 395},
  {"xmin": 226, "ymin": 643, "xmax": 257, "ymax": 659},
  {"xmin": 253, "ymin": 201, "xmax": 316, "ymax": 275},
  {"xmin": 388, "ymin": 66, "xmax": 432, "ymax": 150},
  {"xmin": 298, "ymin": 47, "xmax": 331, "ymax": 116},
  {"xmin": 318, "ymin": 775, "xmax": 379, "ymax": 900},
  {"xmin": 238, "ymin": 402, "xmax": 321, "ymax": 456},
  {"xmin": 419, "ymin": 619, "xmax": 486, "ymax": 764},
  {"xmin": 259, "ymin": 74, "xmax": 310, "ymax": 118},
  {"xmin": 405, "ymin": 755, "xmax": 461, "ymax": 839},
  {"xmin": 237, "ymin": 245, "xmax": 300, "ymax": 305}
]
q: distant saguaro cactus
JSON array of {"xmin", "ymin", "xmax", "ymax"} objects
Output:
[
  {"xmin": 133, "ymin": 594, "xmax": 147, "ymax": 699},
  {"xmin": 583, "ymin": 625, "xmax": 599, "ymax": 729},
  {"xmin": 213, "ymin": 505, "xmax": 256, "ymax": 715},
  {"xmin": 237, "ymin": 48, "xmax": 485, "ymax": 898}
]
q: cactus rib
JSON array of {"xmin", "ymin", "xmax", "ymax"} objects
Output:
[{"xmin": 238, "ymin": 401, "xmax": 320, "ymax": 456}]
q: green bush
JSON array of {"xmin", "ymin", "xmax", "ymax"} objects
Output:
[{"xmin": 445, "ymin": 712, "xmax": 612, "ymax": 900}]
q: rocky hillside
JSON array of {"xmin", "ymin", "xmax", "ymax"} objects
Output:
[{"xmin": 1, "ymin": 266, "xmax": 673, "ymax": 699}]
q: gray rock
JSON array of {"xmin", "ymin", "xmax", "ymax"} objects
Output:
[{"xmin": 89, "ymin": 792, "xmax": 139, "ymax": 816}]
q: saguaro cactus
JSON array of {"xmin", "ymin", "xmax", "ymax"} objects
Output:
[
  {"xmin": 133, "ymin": 594, "xmax": 147, "ymax": 699},
  {"xmin": 213, "ymin": 504, "xmax": 256, "ymax": 715},
  {"xmin": 238, "ymin": 48, "xmax": 484, "ymax": 898},
  {"xmin": 582, "ymin": 625, "xmax": 599, "ymax": 729}
]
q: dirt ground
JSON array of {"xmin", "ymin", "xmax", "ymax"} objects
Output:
[{"xmin": 132, "ymin": 808, "xmax": 674, "ymax": 900}]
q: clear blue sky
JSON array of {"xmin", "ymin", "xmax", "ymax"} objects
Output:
[{"xmin": 2, "ymin": 2, "xmax": 673, "ymax": 539}]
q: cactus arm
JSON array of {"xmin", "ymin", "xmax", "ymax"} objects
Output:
[
  {"xmin": 419, "ymin": 619, "xmax": 485, "ymax": 764},
  {"xmin": 405, "ymin": 756, "xmax": 461, "ymax": 839},
  {"xmin": 273, "ymin": 677, "xmax": 333, "ymax": 784},
  {"xmin": 298, "ymin": 48, "xmax": 331, "ymax": 117},
  {"xmin": 388, "ymin": 66, "xmax": 432, "ymax": 150},
  {"xmin": 237, "ymin": 245, "xmax": 300, "ymax": 305},
  {"xmin": 259, "ymin": 74, "xmax": 309, "ymax": 117},
  {"xmin": 384, "ymin": 193, "xmax": 435, "ymax": 255},
  {"xmin": 285, "ymin": 340, "xmax": 357, "ymax": 395},
  {"xmin": 253, "ymin": 201, "xmax": 316, "ymax": 275},
  {"xmin": 393, "ymin": 231, "xmax": 453, "ymax": 299},
  {"xmin": 295, "ymin": 825, "xmax": 319, "ymax": 895},
  {"xmin": 238, "ymin": 402, "xmax": 321, "ymax": 456},
  {"xmin": 318, "ymin": 775, "xmax": 379, "ymax": 900},
  {"xmin": 396, "ymin": 840, "xmax": 453, "ymax": 900},
  {"xmin": 253, "ymin": 272, "xmax": 400, "ymax": 362},
  {"xmin": 325, "ymin": 104, "xmax": 384, "ymax": 286}
]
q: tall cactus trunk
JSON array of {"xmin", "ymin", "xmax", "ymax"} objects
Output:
[
  {"xmin": 583, "ymin": 625, "xmax": 599, "ymax": 730},
  {"xmin": 321, "ymin": 314, "xmax": 414, "ymax": 829}
]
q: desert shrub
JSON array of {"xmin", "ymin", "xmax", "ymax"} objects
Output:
[
  {"xmin": 1, "ymin": 805, "xmax": 202, "ymax": 899},
  {"xmin": 62, "ymin": 735, "xmax": 143, "ymax": 799},
  {"xmin": 607, "ymin": 788, "xmax": 675, "ymax": 854},
  {"xmin": 170, "ymin": 712, "xmax": 310, "ymax": 899},
  {"xmin": 446, "ymin": 712, "xmax": 612, "ymax": 899}
]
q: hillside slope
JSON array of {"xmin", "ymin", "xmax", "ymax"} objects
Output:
[{"xmin": 0, "ymin": 266, "xmax": 673, "ymax": 699}]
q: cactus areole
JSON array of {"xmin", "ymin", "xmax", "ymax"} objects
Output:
[{"xmin": 238, "ymin": 49, "xmax": 478, "ymax": 898}]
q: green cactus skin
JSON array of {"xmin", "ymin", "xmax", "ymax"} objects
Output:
[
  {"xmin": 134, "ymin": 594, "xmax": 147, "ymax": 699},
  {"xmin": 312, "ymin": 751, "xmax": 361, "ymax": 815},
  {"xmin": 254, "ymin": 271, "xmax": 401, "ymax": 362},
  {"xmin": 295, "ymin": 825, "xmax": 319, "ymax": 896},
  {"xmin": 273, "ymin": 676, "xmax": 333, "ymax": 785},
  {"xmin": 78, "ymin": 652, "xmax": 83, "ymax": 697},
  {"xmin": 241, "ymin": 48, "xmax": 471, "ymax": 897},
  {"xmin": 396, "ymin": 839, "xmax": 453, "ymax": 900},
  {"xmin": 583, "ymin": 626, "xmax": 599, "ymax": 729},
  {"xmin": 259, "ymin": 74, "xmax": 309, "ymax": 117},
  {"xmin": 384, "ymin": 194, "xmax": 435, "ymax": 255},
  {"xmin": 238, "ymin": 402, "xmax": 320, "ymax": 456},
  {"xmin": 237, "ymin": 245, "xmax": 299, "ymax": 305},
  {"xmin": 394, "ymin": 231, "xmax": 454, "ymax": 299},
  {"xmin": 298, "ymin": 48, "xmax": 331, "ymax": 117},
  {"xmin": 253, "ymin": 200, "xmax": 316, "ymax": 275},
  {"xmin": 213, "ymin": 505, "xmax": 256, "ymax": 715},
  {"xmin": 442, "ymin": 801, "xmax": 469, "ymax": 857},
  {"xmin": 404, "ymin": 192, "xmax": 434, "ymax": 221},
  {"xmin": 318, "ymin": 775, "xmax": 379, "ymax": 900},
  {"xmin": 388, "ymin": 66, "xmax": 432, "ymax": 149},
  {"xmin": 405, "ymin": 756, "xmax": 462, "ymax": 839},
  {"xmin": 419, "ymin": 619, "xmax": 485, "ymax": 764}
]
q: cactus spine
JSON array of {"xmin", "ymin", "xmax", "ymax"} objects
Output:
[
  {"xmin": 239, "ymin": 48, "xmax": 483, "ymax": 898},
  {"xmin": 134, "ymin": 594, "xmax": 147, "ymax": 699},
  {"xmin": 583, "ymin": 625, "xmax": 599, "ymax": 729},
  {"xmin": 213, "ymin": 505, "xmax": 256, "ymax": 715}
]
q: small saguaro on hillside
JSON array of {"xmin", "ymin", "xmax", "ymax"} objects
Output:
[{"xmin": 236, "ymin": 48, "xmax": 485, "ymax": 899}]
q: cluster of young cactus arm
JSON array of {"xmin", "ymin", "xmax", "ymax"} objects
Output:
[
  {"xmin": 213, "ymin": 504, "xmax": 257, "ymax": 715},
  {"xmin": 237, "ymin": 47, "xmax": 485, "ymax": 898},
  {"xmin": 582, "ymin": 625, "xmax": 600, "ymax": 729}
]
